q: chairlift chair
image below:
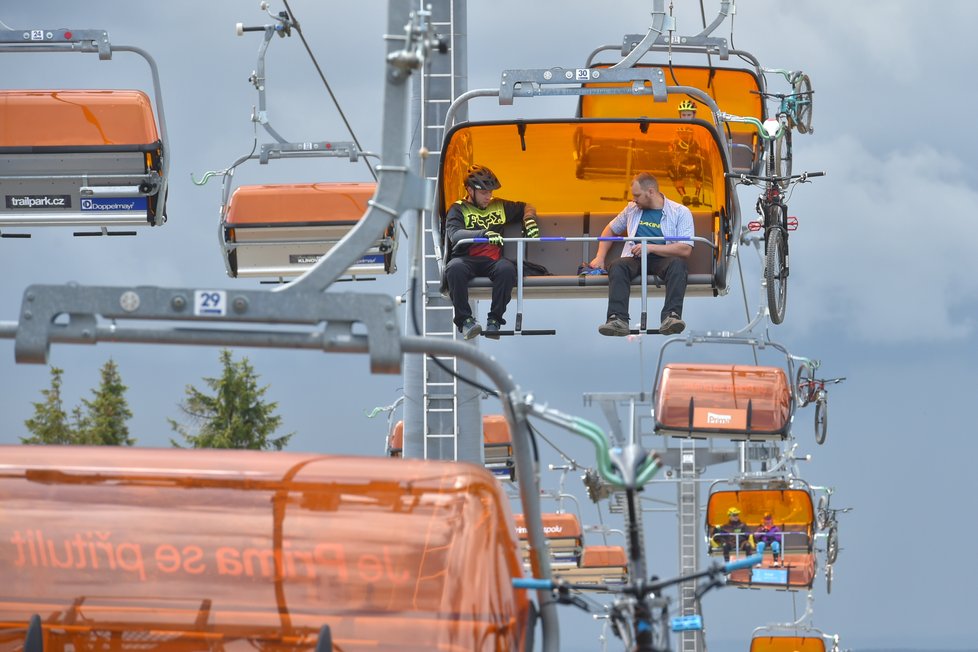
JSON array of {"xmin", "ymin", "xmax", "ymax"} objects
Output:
[
  {"xmin": 222, "ymin": 181, "xmax": 397, "ymax": 280},
  {"xmin": 437, "ymin": 118, "xmax": 735, "ymax": 301},
  {"xmin": 706, "ymin": 485, "xmax": 817, "ymax": 590},
  {"xmin": 0, "ymin": 28, "xmax": 169, "ymax": 235}
]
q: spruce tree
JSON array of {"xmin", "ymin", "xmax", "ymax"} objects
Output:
[
  {"xmin": 22, "ymin": 367, "xmax": 73, "ymax": 444},
  {"xmin": 169, "ymin": 349, "xmax": 292, "ymax": 450},
  {"xmin": 79, "ymin": 359, "xmax": 135, "ymax": 446}
]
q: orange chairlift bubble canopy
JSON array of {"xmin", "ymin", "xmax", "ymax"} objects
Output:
[
  {"xmin": 0, "ymin": 445, "xmax": 530, "ymax": 652},
  {"xmin": 439, "ymin": 119, "xmax": 730, "ymax": 217},
  {"xmin": 225, "ymin": 182, "xmax": 376, "ymax": 226},
  {"xmin": 0, "ymin": 90, "xmax": 160, "ymax": 149},
  {"xmin": 580, "ymin": 64, "xmax": 765, "ymax": 126},
  {"xmin": 750, "ymin": 635, "xmax": 826, "ymax": 652},
  {"xmin": 706, "ymin": 489, "xmax": 814, "ymax": 527},
  {"xmin": 654, "ymin": 363, "xmax": 792, "ymax": 439}
]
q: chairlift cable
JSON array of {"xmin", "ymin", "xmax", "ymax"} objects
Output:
[
  {"xmin": 735, "ymin": 248, "xmax": 760, "ymax": 366},
  {"xmin": 530, "ymin": 423, "xmax": 582, "ymax": 471},
  {"xmin": 408, "ymin": 276, "xmax": 500, "ymax": 399},
  {"xmin": 280, "ymin": 0, "xmax": 377, "ymax": 182}
]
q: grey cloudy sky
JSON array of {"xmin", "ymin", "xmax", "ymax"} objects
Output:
[{"xmin": 1, "ymin": 2, "xmax": 976, "ymax": 651}]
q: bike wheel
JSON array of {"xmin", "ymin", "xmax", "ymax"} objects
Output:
[
  {"xmin": 795, "ymin": 362, "xmax": 814, "ymax": 408},
  {"xmin": 814, "ymin": 396, "xmax": 828, "ymax": 445},
  {"xmin": 793, "ymin": 73, "xmax": 814, "ymax": 134},
  {"xmin": 825, "ymin": 563, "xmax": 834, "ymax": 594},
  {"xmin": 827, "ymin": 525, "xmax": 839, "ymax": 564},
  {"xmin": 764, "ymin": 227, "xmax": 788, "ymax": 324},
  {"xmin": 774, "ymin": 129, "xmax": 793, "ymax": 189},
  {"xmin": 816, "ymin": 495, "xmax": 829, "ymax": 530}
]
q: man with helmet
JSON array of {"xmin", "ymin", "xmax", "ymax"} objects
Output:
[
  {"xmin": 711, "ymin": 506, "xmax": 754, "ymax": 562},
  {"xmin": 443, "ymin": 164, "xmax": 541, "ymax": 340},
  {"xmin": 754, "ymin": 511, "xmax": 783, "ymax": 567},
  {"xmin": 590, "ymin": 172, "xmax": 693, "ymax": 337},
  {"xmin": 669, "ymin": 99, "xmax": 705, "ymax": 205}
]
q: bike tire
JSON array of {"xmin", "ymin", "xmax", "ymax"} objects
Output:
[
  {"xmin": 793, "ymin": 73, "xmax": 814, "ymax": 134},
  {"xmin": 764, "ymin": 226, "xmax": 788, "ymax": 324},
  {"xmin": 816, "ymin": 495, "xmax": 829, "ymax": 531},
  {"xmin": 827, "ymin": 525, "xmax": 839, "ymax": 565},
  {"xmin": 774, "ymin": 129, "xmax": 793, "ymax": 189},
  {"xmin": 815, "ymin": 397, "xmax": 828, "ymax": 445},
  {"xmin": 795, "ymin": 362, "xmax": 814, "ymax": 408}
]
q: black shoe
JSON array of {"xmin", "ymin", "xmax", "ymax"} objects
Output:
[
  {"xmin": 598, "ymin": 315, "xmax": 630, "ymax": 337},
  {"xmin": 659, "ymin": 312, "xmax": 686, "ymax": 335},
  {"xmin": 485, "ymin": 319, "xmax": 501, "ymax": 339},
  {"xmin": 460, "ymin": 318, "xmax": 482, "ymax": 340}
]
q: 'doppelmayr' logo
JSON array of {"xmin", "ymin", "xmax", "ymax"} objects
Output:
[{"xmin": 6, "ymin": 195, "xmax": 71, "ymax": 209}]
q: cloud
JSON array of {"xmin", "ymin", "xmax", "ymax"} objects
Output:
[{"xmin": 779, "ymin": 134, "xmax": 977, "ymax": 342}]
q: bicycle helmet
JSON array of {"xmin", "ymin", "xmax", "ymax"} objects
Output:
[
  {"xmin": 727, "ymin": 506, "xmax": 741, "ymax": 517},
  {"xmin": 465, "ymin": 164, "xmax": 502, "ymax": 191},
  {"xmin": 678, "ymin": 99, "xmax": 697, "ymax": 114}
]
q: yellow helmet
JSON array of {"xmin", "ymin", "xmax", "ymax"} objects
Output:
[
  {"xmin": 727, "ymin": 506, "xmax": 741, "ymax": 517},
  {"xmin": 678, "ymin": 99, "xmax": 697, "ymax": 114}
]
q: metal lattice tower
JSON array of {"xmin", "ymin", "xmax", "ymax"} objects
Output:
[
  {"xmin": 402, "ymin": 0, "xmax": 483, "ymax": 463},
  {"xmin": 678, "ymin": 437, "xmax": 702, "ymax": 652}
]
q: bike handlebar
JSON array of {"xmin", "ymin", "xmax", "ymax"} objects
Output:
[
  {"xmin": 723, "ymin": 554, "xmax": 764, "ymax": 572},
  {"xmin": 725, "ymin": 171, "xmax": 825, "ymax": 185},
  {"xmin": 512, "ymin": 554, "xmax": 763, "ymax": 594}
]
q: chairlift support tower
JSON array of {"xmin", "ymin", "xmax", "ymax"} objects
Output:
[{"xmin": 402, "ymin": 0, "xmax": 486, "ymax": 464}]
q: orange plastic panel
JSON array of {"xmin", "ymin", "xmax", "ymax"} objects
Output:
[
  {"xmin": 0, "ymin": 90, "xmax": 159, "ymax": 147},
  {"xmin": 750, "ymin": 635, "xmax": 826, "ymax": 652},
  {"xmin": 581, "ymin": 546, "xmax": 627, "ymax": 568},
  {"xmin": 388, "ymin": 415, "xmax": 511, "ymax": 453},
  {"xmin": 655, "ymin": 364, "xmax": 791, "ymax": 436},
  {"xmin": 387, "ymin": 420, "xmax": 404, "ymax": 456},
  {"xmin": 440, "ymin": 120, "xmax": 728, "ymax": 216},
  {"xmin": 0, "ymin": 446, "xmax": 528, "ymax": 651},
  {"xmin": 581, "ymin": 65, "xmax": 764, "ymax": 126},
  {"xmin": 483, "ymin": 414, "xmax": 512, "ymax": 444},
  {"xmin": 513, "ymin": 513, "xmax": 582, "ymax": 540},
  {"xmin": 706, "ymin": 489, "xmax": 814, "ymax": 527},
  {"xmin": 225, "ymin": 182, "xmax": 376, "ymax": 225}
]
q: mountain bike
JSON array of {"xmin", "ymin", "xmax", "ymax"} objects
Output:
[
  {"xmin": 755, "ymin": 70, "xmax": 814, "ymax": 189},
  {"xmin": 794, "ymin": 358, "xmax": 846, "ymax": 445},
  {"xmin": 515, "ymin": 555, "xmax": 761, "ymax": 652},
  {"xmin": 814, "ymin": 489, "xmax": 852, "ymax": 594},
  {"xmin": 728, "ymin": 171, "xmax": 823, "ymax": 324},
  {"xmin": 519, "ymin": 404, "xmax": 762, "ymax": 651}
]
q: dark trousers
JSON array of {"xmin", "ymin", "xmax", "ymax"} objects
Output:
[
  {"xmin": 445, "ymin": 256, "xmax": 517, "ymax": 329},
  {"xmin": 606, "ymin": 254, "xmax": 688, "ymax": 322}
]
